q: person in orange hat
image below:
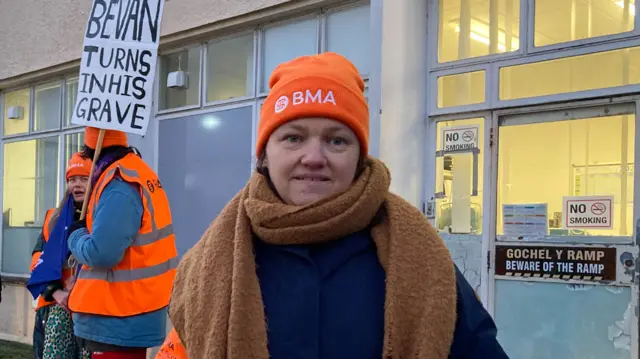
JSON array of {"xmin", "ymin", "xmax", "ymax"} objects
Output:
[
  {"xmin": 165, "ymin": 52, "xmax": 507, "ymax": 359},
  {"xmin": 65, "ymin": 127, "xmax": 177, "ymax": 359},
  {"xmin": 28, "ymin": 152, "xmax": 91, "ymax": 359}
]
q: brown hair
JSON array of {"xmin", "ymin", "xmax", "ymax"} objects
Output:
[{"xmin": 57, "ymin": 188, "xmax": 72, "ymax": 209}]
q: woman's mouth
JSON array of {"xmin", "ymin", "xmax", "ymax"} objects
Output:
[{"xmin": 292, "ymin": 174, "xmax": 330, "ymax": 182}]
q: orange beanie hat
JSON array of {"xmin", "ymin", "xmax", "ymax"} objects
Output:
[
  {"xmin": 66, "ymin": 152, "xmax": 92, "ymax": 181},
  {"xmin": 84, "ymin": 127, "xmax": 128, "ymax": 149},
  {"xmin": 257, "ymin": 52, "xmax": 368, "ymax": 157}
]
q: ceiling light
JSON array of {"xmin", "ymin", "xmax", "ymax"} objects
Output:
[
  {"xmin": 615, "ymin": 1, "xmax": 636, "ymax": 16},
  {"xmin": 453, "ymin": 19, "xmax": 520, "ymax": 52}
]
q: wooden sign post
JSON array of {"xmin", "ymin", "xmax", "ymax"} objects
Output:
[{"xmin": 79, "ymin": 129, "xmax": 105, "ymax": 220}]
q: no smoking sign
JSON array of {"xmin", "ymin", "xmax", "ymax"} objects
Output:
[
  {"xmin": 462, "ymin": 131, "xmax": 475, "ymax": 142},
  {"xmin": 590, "ymin": 202, "xmax": 606, "ymax": 216},
  {"xmin": 563, "ymin": 196, "xmax": 613, "ymax": 230},
  {"xmin": 441, "ymin": 125, "xmax": 479, "ymax": 152}
]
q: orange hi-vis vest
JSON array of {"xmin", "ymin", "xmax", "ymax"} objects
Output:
[
  {"xmin": 155, "ymin": 328, "xmax": 188, "ymax": 359},
  {"xmin": 31, "ymin": 208, "xmax": 73, "ymax": 311},
  {"xmin": 68, "ymin": 153, "xmax": 178, "ymax": 317}
]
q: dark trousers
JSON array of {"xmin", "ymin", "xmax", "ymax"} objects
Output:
[{"xmin": 33, "ymin": 306, "xmax": 51, "ymax": 359}]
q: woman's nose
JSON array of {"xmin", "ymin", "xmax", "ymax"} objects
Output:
[{"xmin": 299, "ymin": 141, "xmax": 326, "ymax": 168}]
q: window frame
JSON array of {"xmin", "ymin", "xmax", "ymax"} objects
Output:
[
  {"xmin": 1, "ymin": 133, "xmax": 62, "ymax": 278},
  {"xmin": 2, "ymin": 85, "xmax": 35, "ymax": 139},
  {"xmin": 425, "ymin": 110, "xmax": 494, "ymax": 304},
  {"xmin": 31, "ymin": 78, "xmax": 64, "ymax": 134},
  {"xmin": 429, "ymin": 0, "xmax": 528, "ymax": 70},
  {"xmin": 490, "ymin": 96, "xmax": 640, "ymax": 245},
  {"xmin": 257, "ymin": 14, "xmax": 322, "ymax": 97},
  {"xmin": 429, "ymin": 63, "xmax": 492, "ymax": 115},
  {"xmin": 1, "ymin": 1, "xmax": 377, "ymax": 277},
  {"xmin": 321, "ymin": 0, "xmax": 372, "ymax": 79},
  {"xmin": 254, "ymin": 98, "xmax": 264, "ymax": 168},
  {"xmin": 0, "ymin": 76, "xmax": 83, "ymax": 278},
  {"xmin": 428, "ymin": 0, "xmax": 640, "ymax": 117},
  {"xmin": 483, "ymin": 99, "xmax": 640, "ymax": 357},
  {"xmin": 154, "ymin": 101, "xmax": 258, "ymax": 179},
  {"xmin": 427, "ymin": 95, "xmax": 640, "ymax": 306},
  {"xmin": 62, "ymin": 76, "xmax": 83, "ymax": 130},
  {"xmin": 203, "ymin": 30, "xmax": 259, "ymax": 107},
  {"xmin": 155, "ymin": 44, "xmax": 205, "ymax": 115},
  {"xmin": 429, "ymin": 37, "xmax": 640, "ymax": 116},
  {"xmin": 525, "ymin": 0, "xmax": 640, "ymax": 55},
  {"xmin": 490, "ymin": 39, "xmax": 640, "ymax": 108}
]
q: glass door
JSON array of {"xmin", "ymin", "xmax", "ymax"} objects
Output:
[{"xmin": 489, "ymin": 101, "xmax": 639, "ymax": 359}]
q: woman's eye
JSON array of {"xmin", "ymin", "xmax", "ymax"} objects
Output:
[
  {"xmin": 285, "ymin": 135, "xmax": 302, "ymax": 143},
  {"xmin": 329, "ymin": 137, "xmax": 346, "ymax": 146}
]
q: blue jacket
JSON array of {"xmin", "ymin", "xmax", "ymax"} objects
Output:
[
  {"xmin": 68, "ymin": 177, "xmax": 167, "ymax": 348},
  {"xmin": 254, "ymin": 229, "xmax": 509, "ymax": 359}
]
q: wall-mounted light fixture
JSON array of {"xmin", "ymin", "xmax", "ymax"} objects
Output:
[
  {"xmin": 167, "ymin": 71, "xmax": 189, "ymax": 89},
  {"xmin": 7, "ymin": 106, "xmax": 24, "ymax": 120},
  {"xmin": 167, "ymin": 52, "xmax": 189, "ymax": 89}
]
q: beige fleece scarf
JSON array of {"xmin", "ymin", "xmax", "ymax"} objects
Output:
[{"xmin": 169, "ymin": 157, "xmax": 457, "ymax": 358}]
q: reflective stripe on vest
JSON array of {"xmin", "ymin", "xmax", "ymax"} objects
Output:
[
  {"xmin": 68, "ymin": 154, "xmax": 177, "ymax": 317},
  {"xmin": 78, "ymin": 256, "xmax": 179, "ymax": 282},
  {"xmin": 85, "ymin": 166, "xmax": 174, "ymax": 248}
]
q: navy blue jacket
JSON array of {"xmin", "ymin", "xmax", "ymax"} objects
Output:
[{"xmin": 254, "ymin": 230, "xmax": 509, "ymax": 359}]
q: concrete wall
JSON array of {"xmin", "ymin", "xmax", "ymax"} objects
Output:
[
  {"xmin": 0, "ymin": 0, "xmax": 296, "ymax": 82},
  {"xmin": 0, "ymin": 281, "xmax": 35, "ymax": 345},
  {"xmin": 378, "ymin": 0, "xmax": 428, "ymax": 208}
]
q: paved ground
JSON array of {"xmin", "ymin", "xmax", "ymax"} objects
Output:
[{"xmin": 0, "ymin": 340, "xmax": 32, "ymax": 359}]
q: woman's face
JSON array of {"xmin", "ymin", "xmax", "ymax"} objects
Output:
[
  {"xmin": 265, "ymin": 117, "xmax": 361, "ymax": 206},
  {"xmin": 67, "ymin": 176, "xmax": 89, "ymax": 203}
]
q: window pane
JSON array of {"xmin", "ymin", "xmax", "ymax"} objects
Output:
[
  {"xmin": 435, "ymin": 118, "xmax": 484, "ymax": 235},
  {"xmin": 206, "ymin": 33, "xmax": 254, "ymax": 102},
  {"xmin": 500, "ymin": 46, "xmax": 640, "ymax": 100},
  {"xmin": 65, "ymin": 78, "xmax": 79, "ymax": 127},
  {"xmin": 534, "ymin": 0, "xmax": 634, "ymax": 47},
  {"xmin": 437, "ymin": 70, "xmax": 486, "ymax": 108},
  {"xmin": 2, "ymin": 137, "xmax": 60, "ymax": 274},
  {"xmin": 435, "ymin": 117, "xmax": 484, "ymax": 295},
  {"xmin": 158, "ymin": 47, "xmax": 201, "ymax": 110},
  {"xmin": 495, "ymin": 281, "xmax": 632, "ymax": 358},
  {"xmin": 497, "ymin": 113, "xmax": 635, "ymax": 240},
  {"xmin": 262, "ymin": 18, "xmax": 318, "ymax": 92},
  {"xmin": 64, "ymin": 132, "xmax": 85, "ymax": 165},
  {"xmin": 158, "ymin": 107, "xmax": 252, "ymax": 257},
  {"xmin": 438, "ymin": 0, "xmax": 520, "ymax": 63},
  {"xmin": 3, "ymin": 88, "xmax": 30, "ymax": 136},
  {"xmin": 327, "ymin": 4, "xmax": 371, "ymax": 76},
  {"xmin": 34, "ymin": 82, "xmax": 61, "ymax": 131}
]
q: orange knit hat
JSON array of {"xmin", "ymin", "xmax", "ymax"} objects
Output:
[
  {"xmin": 257, "ymin": 52, "xmax": 368, "ymax": 157},
  {"xmin": 66, "ymin": 152, "xmax": 92, "ymax": 181},
  {"xmin": 84, "ymin": 127, "xmax": 128, "ymax": 149}
]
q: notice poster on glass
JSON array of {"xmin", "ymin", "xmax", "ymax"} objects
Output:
[{"xmin": 503, "ymin": 203, "xmax": 548, "ymax": 237}]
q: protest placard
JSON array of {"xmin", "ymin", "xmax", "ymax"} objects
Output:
[{"xmin": 70, "ymin": 0, "xmax": 166, "ymax": 136}]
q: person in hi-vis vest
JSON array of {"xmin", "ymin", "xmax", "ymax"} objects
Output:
[
  {"xmin": 29, "ymin": 153, "xmax": 91, "ymax": 359},
  {"xmin": 155, "ymin": 328, "xmax": 187, "ymax": 359},
  {"xmin": 66, "ymin": 127, "xmax": 178, "ymax": 359}
]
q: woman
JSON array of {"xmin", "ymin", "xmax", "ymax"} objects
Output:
[
  {"xmin": 167, "ymin": 52, "xmax": 509, "ymax": 358},
  {"xmin": 28, "ymin": 153, "xmax": 92, "ymax": 359}
]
